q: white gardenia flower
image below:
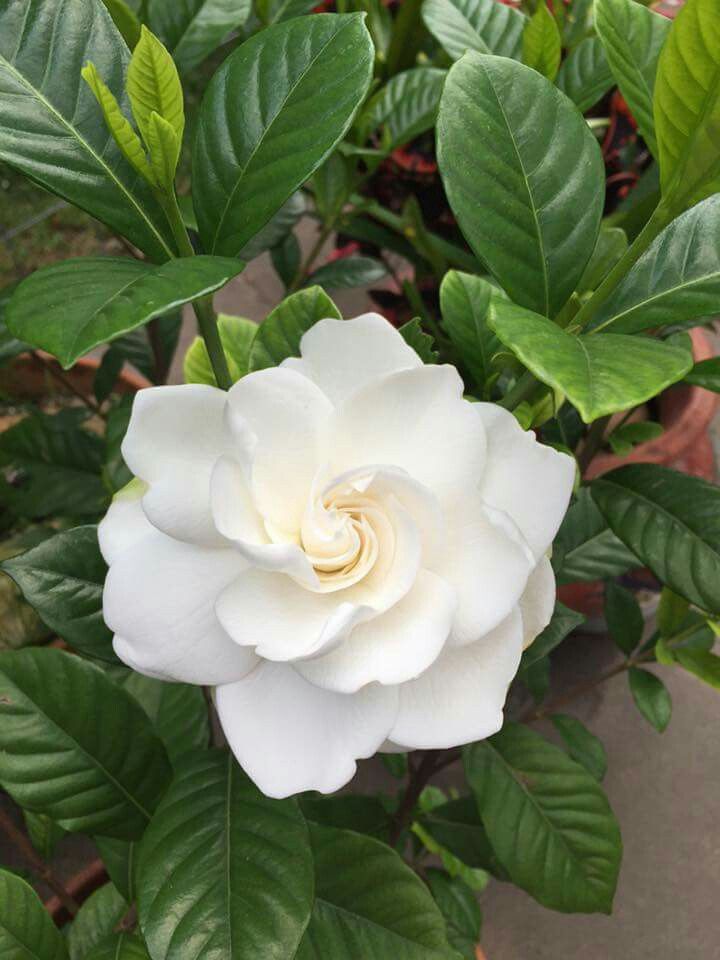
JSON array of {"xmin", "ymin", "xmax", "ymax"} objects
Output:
[{"xmin": 99, "ymin": 314, "xmax": 574, "ymax": 798}]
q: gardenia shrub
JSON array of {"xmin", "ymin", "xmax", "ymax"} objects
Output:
[{"xmin": 0, "ymin": 0, "xmax": 718, "ymax": 957}]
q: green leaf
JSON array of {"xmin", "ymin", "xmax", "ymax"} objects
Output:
[
  {"xmin": 184, "ymin": 314, "xmax": 256, "ymax": 386},
  {"xmin": 589, "ymin": 196, "xmax": 720, "ymax": 334},
  {"xmin": 591, "ymin": 464, "xmax": 720, "ymax": 615},
  {"xmin": 137, "ymin": 750, "xmax": 313, "ymax": 960},
  {"xmin": 306, "ymin": 256, "xmax": 388, "ymax": 291},
  {"xmin": 361, "ymin": 68, "xmax": 447, "ymax": 151},
  {"xmin": 579, "ymin": 227, "xmax": 628, "ymax": 294},
  {"xmin": 68, "ymin": 884, "xmax": 128, "ymax": 960},
  {"xmin": 684, "ymin": 357, "xmax": 720, "ymax": 392},
  {"xmin": 300, "ymin": 794, "xmax": 389, "ymax": 839},
  {"xmin": 465, "ymin": 723, "xmax": 622, "ymax": 914},
  {"xmin": 555, "ymin": 487, "xmax": 638, "ymax": 584},
  {"xmin": 520, "ymin": 654, "xmax": 551, "ymax": 704},
  {"xmin": 249, "ymin": 286, "xmax": 341, "ymax": 371},
  {"xmin": 146, "ymin": 112, "xmax": 180, "ymax": 190},
  {"xmin": 0, "ymin": 648, "xmax": 171, "ymax": 838},
  {"xmin": 0, "ymin": 868, "xmax": 67, "ymax": 960},
  {"xmin": 6, "ymin": 256, "xmax": 243, "ymax": 369},
  {"xmin": 257, "ymin": 0, "xmax": 317, "ymax": 25},
  {"xmin": 673, "ymin": 648, "xmax": 720, "ymax": 690},
  {"xmin": 0, "ymin": 525, "xmax": 113, "ymax": 662},
  {"xmin": 437, "ymin": 52, "xmax": 604, "ymax": 316},
  {"xmin": 147, "ymin": 0, "xmax": 252, "ymax": 74},
  {"xmin": 295, "ymin": 823, "xmax": 455, "ymax": 959},
  {"xmin": 271, "ymin": 233, "xmax": 302, "ymax": 289},
  {"xmin": 595, "ymin": 0, "xmax": 670, "ymax": 158},
  {"xmin": 488, "ymin": 299, "xmax": 692, "ymax": 422},
  {"xmin": 605, "ymin": 581, "xmax": 644, "ymax": 656},
  {"xmin": 418, "ymin": 796, "xmax": 507, "ymax": 879},
  {"xmin": 314, "ymin": 153, "xmax": 352, "ymax": 225},
  {"xmin": 608, "ymin": 420, "xmax": 663, "ymax": 456},
  {"xmin": 556, "ymin": 37, "xmax": 613, "ymax": 113},
  {"xmin": 551, "ymin": 714, "xmax": 607, "ymax": 781},
  {"xmin": 239, "ymin": 191, "xmax": 306, "ymax": 262},
  {"xmin": 85, "ymin": 935, "xmax": 150, "ymax": 960},
  {"xmin": 127, "ymin": 26, "xmax": 185, "ymax": 148},
  {"xmin": 657, "ymin": 587, "xmax": 690, "ymax": 639},
  {"xmin": 522, "ymin": 4, "xmax": 561, "ymax": 81},
  {"xmin": 654, "ymin": 0, "xmax": 720, "ymax": 211},
  {"xmin": 422, "ymin": 0, "xmax": 525, "ymax": 62},
  {"xmin": 81, "ymin": 62, "xmax": 154, "ymax": 185},
  {"xmin": 194, "ymin": 14, "xmax": 373, "ymax": 256},
  {"xmin": 95, "ymin": 837, "xmax": 136, "ymax": 903},
  {"xmin": 399, "ymin": 319, "xmax": 439, "ymax": 364},
  {"xmin": 628, "ymin": 666, "xmax": 672, "ymax": 731},
  {"xmin": 439, "ymin": 271, "xmax": 500, "ymax": 396},
  {"xmin": 0, "ymin": 0, "xmax": 174, "ymax": 261},
  {"xmin": 425, "ymin": 870, "xmax": 481, "ymax": 960},
  {"xmin": 102, "ymin": 0, "xmax": 142, "ymax": 48},
  {"xmin": 412, "ymin": 823, "xmax": 489, "ymax": 892},
  {"xmin": 120, "ymin": 672, "xmax": 209, "ymax": 765},
  {"xmin": 521, "ymin": 602, "xmax": 585, "ymax": 669},
  {"xmin": 0, "ymin": 411, "xmax": 107, "ymax": 520},
  {"xmin": 23, "ymin": 811, "xmax": 66, "ymax": 863}
]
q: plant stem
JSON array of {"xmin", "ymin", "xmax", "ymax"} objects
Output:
[
  {"xmin": 389, "ymin": 751, "xmax": 446, "ymax": 846},
  {"xmin": 576, "ymin": 414, "xmax": 611, "ymax": 474},
  {"xmin": 0, "ymin": 808, "xmax": 79, "ymax": 917},
  {"xmin": 498, "ymin": 370, "xmax": 537, "ymax": 411},
  {"xmin": 289, "ymin": 221, "xmax": 333, "ymax": 293}
]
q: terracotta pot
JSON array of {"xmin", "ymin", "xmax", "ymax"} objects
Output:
[
  {"xmin": 475, "ymin": 947, "xmax": 488, "ymax": 960},
  {"xmin": 45, "ymin": 858, "xmax": 107, "ymax": 926},
  {"xmin": 0, "ymin": 352, "xmax": 150, "ymax": 401}
]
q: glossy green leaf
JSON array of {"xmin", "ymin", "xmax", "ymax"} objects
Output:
[
  {"xmin": 426, "ymin": 869, "xmax": 481, "ymax": 960},
  {"xmin": 399, "ymin": 319, "xmax": 439, "ymax": 364},
  {"xmin": 579, "ymin": 227, "xmax": 628, "ymax": 294},
  {"xmin": 589, "ymin": 196, "xmax": 720, "ymax": 334},
  {"xmin": 249, "ymin": 286, "xmax": 341, "ymax": 371},
  {"xmin": 361, "ymin": 68, "xmax": 447, "ymax": 151},
  {"xmin": 595, "ymin": 0, "xmax": 669, "ymax": 158},
  {"xmin": 673, "ymin": 648, "xmax": 720, "ymax": 690},
  {"xmin": 628, "ymin": 666, "xmax": 671, "ymax": 731},
  {"xmin": 522, "ymin": 4, "xmax": 560, "ymax": 80},
  {"xmin": 127, "ymin": 26, "xmax": 185, "ymax": 147},
  {"xmin": 520, "ymin": 603, "xmax": 585, "ymax": 669},
  {"xmin": 555, "ymin": 487, "xmax": 638, "ymax": 583},
  {"xmin": 239, "ymin": 191, "xmax": 306, "ymax": 262},
  {"xmin": 6, "ymin": 256, "xmax": 243, "ymax": 368},
  {"xmin": 439, "ymin": 271, "xmax": 500, "ymax": 395},
  {"xmin": 68, "ymin": 884, "xmax": 128, "ymax": 960},
  {"xmin": 295, "ymin": 823, "xmax": 455, "ymax": 959},
  {"xmin": 418, "ymin": 796, "xmax": 507, "ymax": 878},
  {"xmin": 591, "ymin": 464, "xmax": 720, "ymax": 615},
  {"xmin": 184, "ymin": 314, "xmax": 256, "ymax": 386},
  {"xmin": 437, "ymin": 53, "xmax": 604, "ymax": 316},
  {"xmin": 120, "ymin": 671, "xmax": 209, "ymax": 765},
  {"xmin": 95, "ymin": 837, "xmax": 136, "ymax": 903},
  {"xmin": 194, "ymin": 14, "xmax": 373, "ymax": 256},
  {"xmin": 0, "ymin": 0, "xmax": 173, "ymax": 261},
  {"xmin": 422, "ymin": 0, "xmax": 525, "ymax": 62},
  {"xmin": 256, "ymin": 0, "xmax": 316, "ymax": 25},
  {"xmin": 0, "ymin": 411, "xmax": 107, "ymax": 520},
  {"xmin": 0, "ymin": 869, "xmax": 67, "ymax": 960},
  {"xmin": 147, "ymin": 0, "xmax": 252, "ymax": 74},
  {"xmin": 271, "ymin": 233, "xmax": 301, "ymax": 289},
  {"xmin": 465, "ymin": 723, "xmax": 622, "ymax": 914},
  {"xmin": 488, "ymin": 299, "xmax": 693, "ymax": 422},
  {"xmin": 103, "ymin": 0, "xmax": 142, "ymax": 48},
  {"xmin": 300, "ymin": 794, "xmax": 389, "ymax": 839},
  {"xmin": 556, "ymin": 36, "xmax": 613, "ymax": 113},
  {"xmin": 520, "ymin": 655, "xmax": 551, "ymax": 704},
  {"xmin": 306, "ymin": 256, "xmax": 387, "ymax": 291},
  {"xmin": 684, "ymin": 357, "xmax": 720, "ymax": 392},
  {"xmin": 608, "ymin": 420, "xmax": 663, "ymax": 456},
  {"xmin": 0, "ymin": 648, "xmax": 171, "ymax": 838},
  {"xmin": 85, "ymin": 935, "xmax": 150, "ymax": 960},
  {"xmin": 137, "ymin": 750, "xmax": 313, "ymax": 960},
  {"xmin": 551, "ymin": 714, "xmax": 607, "ymax": 781},
  {"xmin": 1, "ymin": 525, "xmax": 113, "ymax": 662},
  {"xmin": 23, "ymin": 812, "xmax": 66, "ymax": 862},
  {"xmin": 314, "ymin": 153, "xmax": 352, "ymax": 225},
  {"xmin": 605, "ymin": 581, "xmax": 644, "ymax": 656},
  {"xmin": 654, "ymin": 0, "xmax": 720, "ymax": 211}
]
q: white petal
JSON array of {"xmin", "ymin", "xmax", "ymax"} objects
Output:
[
  {"xmin": 225, "ymin": 368, "xmax": 332, "ymax": 535},
  {"xmin": 390, "ymin": 608, "xmax": 523, "ymax": 749},
  {"xmin": 98, "ymin": 480, "xmax": 150, "ymax": 564},
  {"xmin": 330, "ymin": 366, "xmax": 486, "ymax": 508},
  {"xmin": 520, "ymin": 556, "xmax": 556, "ymax": 650},
  {"xmin": 215, "ymin": 568, "xmax": 367, "ymax": 661},
  {"xmin": 295, "ymin": 570, "xmax": 457, "ymax": 693},
  {"xmin": 476, "ymin": 403, "xmax": 575, "ymax": 559},
  {"xmin": 282, "ymin": 313, "xmax": 422, "ymax": 405},
  {"xmin": 103, "ymin": 528, "xmax": 257, "ymax": 685},
  {"xmin": 121, "ymin": 385, "xmax": 231, "ymax": 546},
  {"xmin": 440, "ymin": 500, "xmax": 534, "ymax": 646},
  {"xmin": 215, "ymin": 662, "xmax": 398, "ymax": 798}
]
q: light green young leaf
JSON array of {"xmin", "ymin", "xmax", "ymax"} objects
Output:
[
  {"xmin": 127, "ymin": 25, "xmax": 185, "ymax": 148},
  {"xmin": 654, "ymin": 0, "xmax": 720, "ymax": 212},
  {"xmin": 146, "ymin": 111, "xmax": 180, "ymax": 190},
  {"xmin": 184, "ymin": 314, "xmax": 257, "ymax": 385},
  {"xmin": 147, "ymin": 0, "xmax": 252, "ymax": 74},
  {"xmin": 522, "ymin": 4, "xmax": 561, "ymax": 81},
  {"xmin": 487, "ymin": 299, "xmax": 693, "ymax": 422},
  {"xmin": 595, "ymin": 0, "xmax": 670, "ymax": 158},
  {"xmin": 556, "ymin": 36, "xmax": 613, "ymax": 113},
  {"xmin": 422, "ymin": 0, "xmax": 526, "ymax": 62},
  {"xmin": 0, "ymin": 869, "xmax": 68, "ymax": 960},
  {"xmin": 628, "ymin": 666, "xmax": 672, "ymax": 731},
  {"xmin": 249, "ymin": 286, "xmax": 341, "ymax": 371},
  {"xmin": 103, "ymin": 0, "xmax": 142, "ymax": 48}
]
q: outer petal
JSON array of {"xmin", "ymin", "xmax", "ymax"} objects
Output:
[
  {"xmin": 330, "ymin": 366, "xmax": 486, "ymax": 508},
  {"xmin": 98, "ymin": 480, "xmax": 150, "ymax": 564},
  {"xmin": 225, "ymin": 368, "xmax": 333, "ymax": 535},
  {"xmin": 440, "ymin": 501, "xmax": 534, "ymax": 646},
  {"xmin": 520, "ymin": 556, "xmax": 556, "ymax": 650},
  {"xmin": 215, "ymin": 662, "xmax": 398, "ymax": 798},
  {"xmin": 475, "ymin": 403, "xmax": 575, "ymax": 559},
  {"xmin": 295, "ymin": 570, "xmax": 457, "ymax": 693},
  {"xmin": 103, "ymin": 526, "xmax": 257, "ymax": 685},
  {"xmin": 121, "ymin": 385, "xmax": 230, "ymax": 546},
  {"xmin": 389, "ymin": 607, "xmax": 523, "ymax": 749},
  {"xmin": 282, "ymin": 313, "xmax": 422, "ymax": 405}
]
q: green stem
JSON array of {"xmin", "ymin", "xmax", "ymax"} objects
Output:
[
  {"xmin": 498, "ymin": 370, "xmax": 538, "ymax": 411},
  {"xmin": 576, "ymin": 414, "xmax": 611, "ymax": 474}
]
